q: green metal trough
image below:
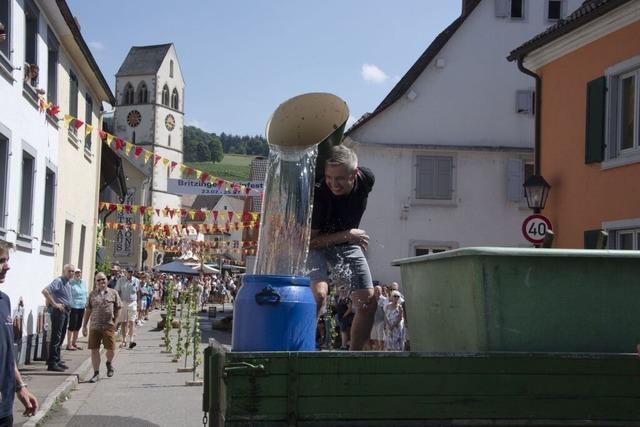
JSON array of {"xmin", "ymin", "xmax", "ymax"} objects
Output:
[{"xmin": 202, "ymin": 247, "xmax": 640, "ymax": 426}]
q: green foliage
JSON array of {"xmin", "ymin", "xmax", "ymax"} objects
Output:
[
  {"xmin": 186, "ymin": 155, "xmax": 252, "ymax": 182},
  {"xmin": 163, "ymin": 281, "xmax": 176, "ymax": 353},
  {"xmin": 184, "ymin": 125, "xmax": 268, "ymax": 163}
]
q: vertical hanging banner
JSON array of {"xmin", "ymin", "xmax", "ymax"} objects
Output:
[{"xmin": 115, "ymin": 188, "xmax": 136, "ymax": 257}]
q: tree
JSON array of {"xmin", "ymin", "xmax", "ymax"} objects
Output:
[
  {"xmin": 196, "ymin": 143, "xmax": 211, "ymax": 162},
  {"xmin": 209, "ymin": 137, "xmax": 224, "ymax": 162}
]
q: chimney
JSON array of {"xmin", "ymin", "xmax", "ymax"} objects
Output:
[
  {"xmin": 74, "ymin": 16, "xmax": 81, "ymax": 31},
  {"xmin": 462, "ymin": 0, "xmax": 475, "ymax": 15}
]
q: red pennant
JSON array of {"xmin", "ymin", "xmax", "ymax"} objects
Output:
[
  {"xmin": 170, "ymin": 161, "xmax": 178, "ymax": 171},
  {"xmin": 227, "ymin": 211, "xmax": 234, "ymax": 222},
  {"xmin": 169, "ymin": 209, "xmax": 175, "ymax": 219},
  {"xmin": 180, "ymin": 209, "xmax": 187, "ymax": 217},
  {"xmin": 185, "ymin": 167, "xmax": 194, "ymax": 176},
  {"xmin": 217, "ymin": 179, "xmax": 225, "ymax": 187},
  {"xmin": 108, "ymin": 203, "xmax": 117, "ymax": 211},
  {"xmin": 124, "ymin": 205, "xmax": 132, "ymax": 213},
  {"xmin": 73, "ymin": 119, "xmax": 84, "ymax": 130},
  {"xmin": 153, "ymin": 155, "xmax": 162, "ymax": 166},
  {"xmin": 212, "ymin": 211, "xmax": 218, "ymax": 221},
  {"xmin": 139, "ymin": 206, "xmax": 146, "ymax": 214},
  {"xmin": 245, "ymin": 187, "xmax": 252, "ymax": 195},
  {"xmin": 134, "ymin": 147, "xmax": 143, "ymax": 158},
  {"xmin": 99, "ymin": 130, "xmax": 107, "ymax": 140},
  {"xmin": 155, "ymin": 209, "xmax": 161, "ymax": 216},
  {"xmin": 48, "ymin": 105, "xmax": 60, "ymax": 116},
  {"xmin": 200, "ymin": 172, "xmax": 209, "ymax": 183},
  {"xmin": 114, "ymin": 138, "xmax": 124, "ymax": 151}
]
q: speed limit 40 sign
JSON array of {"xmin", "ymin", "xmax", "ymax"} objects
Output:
[{"xmin": 522, "ymin": 214, "xmax": 552, "ymax": 244}]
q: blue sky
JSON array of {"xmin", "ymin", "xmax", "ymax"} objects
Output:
[{"xmin": 67, "ymin": 1, "xmax": 461, "ymax": 136}]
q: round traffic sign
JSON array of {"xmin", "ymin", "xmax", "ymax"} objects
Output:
[{"xmin": 522, "ymin": 214, "xmax": 552, "ymax": 244}]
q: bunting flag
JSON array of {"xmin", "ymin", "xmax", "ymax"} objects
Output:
[
  {"xmin": 34, "ymin": 101, "xmax": 263, "ymax": 196},
  {"xmin": 103, "ymin": 221, "xmax": 260, "ymax": 239},
  {"xmin": 98, "ymin": 202, "xmax": 260, "ymax": 223}
]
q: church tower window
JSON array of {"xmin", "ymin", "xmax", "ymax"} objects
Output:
[
  {"xmin": 162, "ymin": 84, "xmax": 170, "ymax": 106},
  {"xmin": 123, "ymin": 82, "xmax": 134, "ymax": 105},
  {"xmin": 171, "ymin": 88, "xmax": 179, "ymax": 110},
  {"xmin": 170, "ymin": 60, "xmax": 174, "ymax": 78},
  {"xmin": 137, "ymin": 82, "xmax": 148, "ymax": 104}
]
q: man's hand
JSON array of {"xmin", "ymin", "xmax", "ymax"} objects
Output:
[
  {"xmin": 16, "ymin": 387, "xmax": 38, "ymax": 417},
  {"xmin": 347, "ymin": 229, "xmax": 369, "ymax": 251},
  {"xmin": 56, "ymin": 303, "xmax": 65, "ymax": 312},
  {"xmin": 82, "ymin": 326, "xmax": 88, "ymax": 337}
]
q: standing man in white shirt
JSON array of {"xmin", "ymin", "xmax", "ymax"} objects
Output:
[{"xmin": 115, "ymin": 267, "xmax": 139, "ymax": 349}]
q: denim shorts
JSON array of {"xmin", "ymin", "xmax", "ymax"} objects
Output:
[{"xmin": 306, "ymin": 244, "xmax": 373, "ymax": 290}]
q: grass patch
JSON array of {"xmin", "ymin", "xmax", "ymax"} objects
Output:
[{"xmin": 187, "ymin": 154, "xmax": 253, "ymax": 182}]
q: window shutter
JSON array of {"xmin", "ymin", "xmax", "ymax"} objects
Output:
[
  {"xmin": 506, "ymin": 158, "xmax": 523, "ymax": 201},
  {"xmin": 435, "ymin": 158, "xmax": 453, "ymax": 199},
  {"xmin": 495, "ymin": 0, "xmax": 510, "ymax": 17},
  {"xmin": 584, "ymin": 229, "xmax": 608, "ymax": 249},
  {"xmin": 516, "ymin": 90, "xmax": 533, "ymax": 114},
  {"xmin": 416, "ymin": 157, "xmax": 435, "ymax": 199},
  {"xmin": 585, "ymin": 76, "xmax": 607, "ymax": 164}
]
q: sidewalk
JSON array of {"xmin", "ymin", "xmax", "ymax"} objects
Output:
[{"xmin": 21, "ymin": 305, "xmax": 232, "ymax": 426}]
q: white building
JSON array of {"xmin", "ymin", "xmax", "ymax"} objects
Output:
[
  {"xmin": 102, "ymin": 44, "xmax": 185, "ymax": 268},
  {"xmin": 346, "ymin": 0, "xmax": 582, "ymax": 284},
  {"xmin": 0, "ymin": 0, "xmax": 113, "ymax": 357}
]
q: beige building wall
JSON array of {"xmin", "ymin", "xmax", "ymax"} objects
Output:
[{"xmin": 53, "ymin": 48, "xmax": 105, "ymax": 285}]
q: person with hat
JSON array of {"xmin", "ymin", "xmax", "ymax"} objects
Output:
[
  {"xmin": 66, "ymin": 268, "xmax": 87, "ymax": 351},
  {"xmin": 115, "ymin": 267, "xmax": 139, "ymax": 349},
  {"xmin": 107, "ymin": 264, "xmax": 120, "ymax": 289}
]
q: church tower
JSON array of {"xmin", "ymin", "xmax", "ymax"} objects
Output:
[{"xmin": 113, "ymin": 43, "xmax": 184, "ymax": 225}]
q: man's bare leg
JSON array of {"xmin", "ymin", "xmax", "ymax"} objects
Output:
[
  {"xmin": 119, "ymin": 322, "xmax": 127, "ymax": 347},
  {"xmin": 310, "ymin": 280, "xmax": 328, "ymax": 319},
  {"xmin": 349, "ymin": 288, "xmax": 376, "ymax": 351},
  {"xmin": 90, "ymin": 348, "xmax": 100, "ymax": 372}
]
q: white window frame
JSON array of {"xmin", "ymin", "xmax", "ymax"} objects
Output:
[
  {"xmin": 0, "ymin": 122, "xmax": 10, "ymax": 234},
  {"xmin": 409, "ymin": 240, "xmax": 458, "ymax": 258},
  {"xmin": 0, "ymin": 0, "xmax": 13, "ymax": 75},
  {"xmin": 411, "ymin": 152, "xmax": 457, "ymax": 206},
  {"xmin": 602, "ymin": 218, "xmax": 640, "ymax": 250},
  {"xmin": 41, "ymin": 163, "xmax": 56, "ymax": 245},
  {"xmin": 617, "ymin": 70, "xmax": 638, "ymax": 153},
  {"xmin": 496, "ymin": 0, "xmax": 527, "ymax": 20},
  {"xmin": 18, "ymin": 143, "xmax": 36, "ymax": 239},
  {"xmin": 603, "ymin": 56, "xmax": 640, "ymax": 170}
]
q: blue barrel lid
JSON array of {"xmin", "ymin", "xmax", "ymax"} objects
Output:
[{"xmin": 243, "ymin": 274, "xmax": 310, "ymax": 287}]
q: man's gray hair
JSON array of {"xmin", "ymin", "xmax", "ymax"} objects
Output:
[
  {"xmin": 325, "ymin": 145, "xmax": 358, "ymax": 173},
  {"xmin": 63, "ymin": 263, "xmax": 75, "ymax": 273}
]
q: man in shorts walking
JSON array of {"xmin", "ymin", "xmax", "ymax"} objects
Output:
[
  {"xmin": 115, "ymin": 267, "xmax": 139, "ymax": 349},
  {"xmin": 82, "ymin": 272, "xmax": 122, "ymax": 383},
  {"xmin": 307, "ymin": 145, "xmax": 376, "ymax": 350}
]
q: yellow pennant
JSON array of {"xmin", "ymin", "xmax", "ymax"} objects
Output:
[
  {"xmin": 180, "ymin": 164, "xmax": 187, "ymax": 173},
  {"xmin": 199, "ymin": 224, "xmax": 205, "ymax": 232},
  {"xmin": 251, "ymin": 212, "xmax": 258, "ymax": 221},
  {"xmin": 188, "ymin": 211, "xmax": 196, "ymax": 220},
  {"xmin": 116, "ymin": 205, "xmax": 124, "ymax": 213},
  {"xmin": 63, "ymin": 114, "xmax": 73, "ymax": 126},
  {"xmin": 85, "ymin": 124, "xmax": 93, "ymax": 137},
  {"xmin": 195, "ymin": 170, "xmax": 201, "ymax": 179},
  {"xmin": 143, "ymin": 150, "xmax": 152, "ymax": 164},
  {"xmin": 130, "ymin": 224, "xmax": 137, "ymax": 231},
  {"xmin": 132, "ymin": 206, "xmax": 139, "ymax": 214},
  {"xmin": 106, "ymin": 134, "xmax": 114, "ymax": 146},
  {"xmin": 209, "ymin": 176, "xmax": 216, "ymax": 184},
  {"xmin": 124, "ymin": 142, "xmax": 133, "ymax": 156},
  {"xmin": 162, "ymin": 158, "xmax": 169, "ymax": 167}
]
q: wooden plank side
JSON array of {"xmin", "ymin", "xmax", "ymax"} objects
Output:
[
  {"xmin": 225, "ymin": 372, "xmax": 640, "ymax": 399},
  {"xmin": 226, "ymin": 352, "xmax": 640, "ymax": 376},
  {"xmin": 295, "ymin": 395, "xmax": 640, "ymax": 421}
]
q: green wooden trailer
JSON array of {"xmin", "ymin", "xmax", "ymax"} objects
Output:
[
  {"xmin": 202, "ymin": 248, "xmax": 640, "ymax": 426},
  {"xmin": 202, "ymin": 342, "xmax": 640, "ymax": 426}
]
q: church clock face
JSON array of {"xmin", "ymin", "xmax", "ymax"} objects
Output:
[
  {"xmin": 126, "ymin": 110, "xmax": 142, "ymax": 127},
  {"xmin": 165, "ymin": 114, "xmax": 175, "ymax": 132}
]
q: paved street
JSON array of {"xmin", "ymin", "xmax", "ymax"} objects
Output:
[{"xmin": 42, "ymin": 307, "xmax": 232, "ymax": 427}]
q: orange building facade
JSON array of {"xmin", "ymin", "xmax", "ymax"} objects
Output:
[{"xmin": 511, "ymin": 0, "xmax": 640, "ymax": 249}]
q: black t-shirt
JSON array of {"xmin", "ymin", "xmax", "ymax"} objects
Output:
[
  {"xmin": 311, "ymin": 167, "xmax": 375, "ymax": 234},
  {"xmin": 0, "ymin": 291, "xmax": 15, "ymax": 418}
]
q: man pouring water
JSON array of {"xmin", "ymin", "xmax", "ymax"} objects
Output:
[{"xmin": 307, "ymin": 145, "xmax": 375, "ymax": 351}]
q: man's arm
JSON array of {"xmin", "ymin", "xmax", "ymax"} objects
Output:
[
  {"xmin": 309, "ymin": 228, "xmax": 369, "ymax": 250},
  {"xmin": 15, "ymin": 364, "xmax": 38, "ymax": 416},
  {"xmin": 42, "ymin": 283, "xmax": 64, "ymax": 311}
]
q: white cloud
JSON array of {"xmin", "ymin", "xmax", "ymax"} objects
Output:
[
  {"xmin": 361, "ymin": 63, "xmax": 388, "ymax": 84},
  {"xmin": 87, "ymin": 41, "xmax": 105, "ymax": 51}
]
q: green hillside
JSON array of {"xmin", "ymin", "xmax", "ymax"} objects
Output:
[{"xmin": 186, "ymin": 154, "xmax": 253, "ymax": 182}]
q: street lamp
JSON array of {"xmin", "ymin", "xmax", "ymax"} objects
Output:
[{"xmin": 523, "ymin": 175, "xmax": 551, "ymax": 213}]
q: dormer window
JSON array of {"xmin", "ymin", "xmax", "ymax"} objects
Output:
[
  {"xmin": 495, "ymin": 0, "xmax": 526, "ymax": 20},
  {"xmin": 546, "ymin": 0, "xmax": 566, "ymax": 21},
  {"xmin": 171, "ymin": 88, "xmax": 179, "ymax": 110},
  {"xmin": 137, "ymin": 81, "xmax": 148, "ymax": 104},
  {"xmin": 123, "ymin": 82, "xmax": 134, "ymax": 105},
  {"xmin": 161, "ymin": 84, "xmax": 170, "ymax": 106}
]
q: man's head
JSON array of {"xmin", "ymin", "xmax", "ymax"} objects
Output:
[
  {"xmin": 389, "ymin": 282, "xmax": 399, "ymax": 291},
  {"xmin": 95, "ymin": 272, "xmax": 108, "ymax": 291},
  {"xmin": 74, "ymin": 268, "xmax": 82, "ymax": 280},
  {"xmin": 324, "ymin": 146, "xmax": 358, "ymax": 196},
  {"xmin": 0, "ymin": 241, "xmax": 13, "ymax": 285},
  {"xmin": 63, "ymin": 264, "xmax": 76, "ymax": 280},
  {"xmin": 126, "ymin": 267, "xmax": 134, "ymax": 278},
  {"xmin": 373, "ymin": 285, "xmax": 382, "ymax": 298}
]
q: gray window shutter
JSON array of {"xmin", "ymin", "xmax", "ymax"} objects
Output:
[
  {"xmin": 435, "ymin": 158, "xmax": 453, "ymax": 199},
  {"xmin": 495, "ymin": 0, "xmax": 510, "ymax": 17},
  {"xmin": 585, "ymin": 76, "xmax": 606, "ymax": 163},
  {"xmin": 416, "ymin": 157, "xmax": 435, "ymax": 199},
  {"xmin": 506, "ymin": 158, "xmax": 523, "ymax": 201},
  {"xmin": 584, "ymin": 229, "xmax": 608, "ymax": 249},
  {"xmin": 516, "ymin": 90, "xmax": 533, "ymax": 114}
]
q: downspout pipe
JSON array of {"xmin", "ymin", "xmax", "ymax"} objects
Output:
[{"xmin": 517, "ymin": 57, "xmax": 542, "ymax": 176}]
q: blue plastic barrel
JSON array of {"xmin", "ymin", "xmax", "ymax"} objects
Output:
[{"xmin": 231, "ymin": 275, "xmax": 316, "ymax": 352}]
